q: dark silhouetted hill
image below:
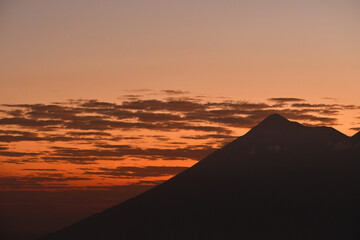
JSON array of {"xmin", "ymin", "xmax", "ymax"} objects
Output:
[
  {"xmin": 352, "ymin": 131, "xmax": 360, "ymax": 144},
  {"xmin": 39, "ymin": 114, "xmax": 360, "ymax": 240}
]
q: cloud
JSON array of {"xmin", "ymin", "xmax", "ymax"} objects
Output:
[
  {"xmin": 84, "ymin": 166, "xmax": 188, "ymax": 178},
  {"xmin": 268, "ymin": 98, "xmax": 306, "ymax": 103},
  {"xmin": 136, "ymin": 179, "xmax": 167, "ymax": 185},
  {"xmin": 292, "ymin": 103, "xmax": 336, "ymax": 108},
  {"xmin": 41, "ymin": 156, "xmax": 107, "ymax": 165},
  {"xmin": 150, "ymin": 135, "xmax": 171, "ymax": 141},
  {"xmin": 5, "ymin": 109, "xmax": 23, "ymax": 117},
  {"xmin": 0, "ymin": 173, "xmax": 91, "ymax": 189},
  {"xmin": 0, "ymin": 134, "xmax": 40, "ymax": 142},
  {"xmin": 0, "ymin": 145, "xmax": 8, "ymax": 151},
  {"xmin": 67, "ymin": 131, "xmax": 112, "ymax": 136},
  {"xmin": 0, "ymin": 151, "xmax": 39, "ymax": 157},
  {"xmin": 62, "ymin": 118, "xmax": 231, "ymax": 133},
  {"xmin": 48, "ymin": 144, "xmax": 215, "ymax": 163},
  {"xmin": 0, "ymin": 117, "xmax": 62, "ymax": 128},
  {"xmin": 135, "ymin": 111, "xmax": 182, "ymax": 122},
  {"xmin": 181, "ymin": 134, "xmax": 236, "ymax": 140},
  {"xmin": 322, "ymin": 97, "xmax": 337, "ymax": 101},
  {"xmin": 2, "ymin": 95, "xmax": 351, "ymax": 137},
  {"xmin": 1, "ymin": 90, "xmax": 359, "ymax": 188},
  {"xmin": 122, "ymin": 99, "xmax": 206, "ymax": 112},
  {"xmin": 123, "ymin": 89, "xmax": 152, "ymax": 93},
  {"xmin": 0, "ymin": 130, "xmax": 109, "ymax": 143},
  {"xmin": 161, "ymin": 90, "xmax": 189, "ymax": 95},
  {"xmin": 292, "ymin": 103, "xmax": 357, "ymax": 110},
  {"xmin": 22, "ymin": 168, "xmax": 59, "ymax": 171}
]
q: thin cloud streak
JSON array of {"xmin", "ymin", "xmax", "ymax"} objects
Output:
[{"xmin": 1, "ymin": 90, "xmax": 359, "ymax": 190}]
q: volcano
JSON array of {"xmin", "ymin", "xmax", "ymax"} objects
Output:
[
  {"xmin": 40, "ymin": 114, "xmax": 360, "ymax": 240},
  {"xmin": 352, "ymin": 131, "xmax": 360, "ymax": 144}
]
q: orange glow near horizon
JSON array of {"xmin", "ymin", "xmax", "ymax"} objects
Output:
[{"xmin": 0, "ymin": 90, "xmax": 359, "ymax": 192}]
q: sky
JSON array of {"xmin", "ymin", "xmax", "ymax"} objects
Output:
[
  {"xmin": 1, "ymin": 0, "xmax": 360, "ymax": 104},
  {"xmin": 0, "ymin": 0, "xmax": 359, "ymax": 239}
]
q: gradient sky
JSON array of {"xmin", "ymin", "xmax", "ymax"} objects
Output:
[
  {"xmin": 0, "ymin": 1, "xmax": 360, "ymax": 239},
  {"xmin": 1, "ymin": 0, "xmax": 359, "ymax": 104}
]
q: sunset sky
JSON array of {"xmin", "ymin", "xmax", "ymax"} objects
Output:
[{"xmin": 0, "ymin": 0, "xmax": 359, "ymax": 239}]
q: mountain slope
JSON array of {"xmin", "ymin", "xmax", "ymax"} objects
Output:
[
  {"xmin": 40, "ymin": 114, "xmax": 360, "ymax": 240},
  {"xmin": 352, "ymin": 131, "xmax": 360, "ymax": 144}
]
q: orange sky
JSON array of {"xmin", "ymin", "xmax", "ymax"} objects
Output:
[
  {"xmin": 0, "ymin": 1, "xmax": 359, "ymax": 238},
  {"xmin": 0, "ymin": 0, "xmax": 359, "ymax": 105},
  {"xmin": 0, "ymin": 90, "xmax": 359, "ymax": 192}
]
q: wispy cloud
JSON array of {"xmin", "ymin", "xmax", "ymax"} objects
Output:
[
  {"xmin": 84, "ymin": 166, "xmax": 188, "ymax": 178},
  {"xmin": 0, "ymin": 90, "xmax": 359, "ymax": 190}
]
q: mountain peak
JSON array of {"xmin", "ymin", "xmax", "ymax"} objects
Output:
[
  {"xmin": 259, "ymin": 113, "xmax": 290, "ymax": 125},
  {"xmin": 243, "ymin": 113, "xmax": 348, "ymax": 145},
  {"xmin": 243, "ymin": 113, "xmax": 301, "ymax": 140},
  {"xmin": 352, "ymin": 131, "xmax": 360, "ymax": 143},
  {"xmin": 252, "ymin": 113, "xmax": 298, "ymax": 131}
]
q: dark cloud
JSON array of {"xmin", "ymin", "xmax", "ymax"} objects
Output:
[
  {"xmin": 135, "ymin": 111, "xmax": 182, "ymax": 122},
  {"xmin": 0, "ymin": 145, "xmax": 8, "ymax": 151},
  {"xmin": 63, "ymin": 118, "xmax": 231, "ymax": 133},
  {"xmin": 0, "ymin": 177, "xmax": 43, "ymax": 189},
  {"xmin": 0, "ymin": 173, "xmax": 91, "ymax": 189},
  {"xmin": 291, "ymin": 103, "xmax": 358, "ymax": 116},
  {"xmin": 0, "ymin": 130, "xmax": 108, "ymax": 143},
  {"xmin": 122, "ymin": 99, "xmax": 206, "ymax": 112},
  {"xmin": 202, "ymin": 116, "xmax": 255, "ymax": 127},
  {"xmin": 50, "ymin": 144, "xmax": 215, "ymax": 162},
  {"xmin": 84, "ymin": 166, "xmax": 188, "ymax": 178},
  {"xmin": 0, "ymin": 130, "xmax": 38, "ymax": 135},
  {"xmin": 150, "ymin": 135, "xmax": 171, "ymax": 141},
  {"xmin": 42, "ymin": 134, "xmax": 103, "ymax": 142},
  {"xmin": 322, "ymin": 97, "xmax": 337, "ymax": 101},
  {"xmin": 80, "ymin": 100, "xmax": 117, "ymax": 108},
  {"xmin": 67, "ymin": 131, "xmax": 112, "ymax": 136},
  {"xmin": 5, "ymin": 109, "xmax": 24, "ymax": 117},
  {"xmin": 0, "ymin": 130, "xmax": 38, "ymax": 142},
  {"xmin": 0, "ymin": 151, "xmax": 39, "ymax": 157},
  {"xmin": 168, "ymin": 141, "xmax": 188, "ymax": 145},
  {"xmin": 3, "ymin": 104, "xmax": 79, "ymax": 120},
  {"xmin": 137, "ymin": 179, "xmax": 167, "ymax": 185},
  {"xmin": 350, "ymin": 127, "xmax": 360, "ymax": 131},
  {"xmin": 268, "ymin": 98, "xmax": 306, "ymax": 103},
  {"xmin": 1, "ymin": 91, "xmax": 359, "ymax": 171},
  {"xmin": 208, "ymin": 101, "xmax": 271, "ymax": 110},
  {"xmin": 161, "ymin": 122, "xmax": 231, "ymax": 134},
  {"xmin": 22, "ymin": 169, "xmax": 59, "ymax": 171},
  {"xmin": 161, "ymin": 90, "xmax": 189, "ymax": 95},
  {"xmin": 123, "ymin": 89, "xmax": 152, "ymax": 93},
  {"xmin": 29, "ymin": 176, "xmax": 90, "ymax": 182},
  {"xmin": 2, "ymin": 96, "xmax": 352, "ymax": 137},
  {"xmin": 42, "ymin": 156, "xmax": 105, "ymax": 164},
  {"xmin": 120, "ymin": 94, "xmax": 142, "ymax": 100},
  {"xmin": 0, "ymin": 133, "xmax": 40, "ymax": 142},
  {"xmin": 0, "ymin": 117, "xmax": 62, "ymax": 127},
  {"xmin": 181, "ymin": 134, "xmax": 236, "ymax": 140},
  {"xmin": 292, "ymin": 103, "xmax": 336, "ymax": 108}
]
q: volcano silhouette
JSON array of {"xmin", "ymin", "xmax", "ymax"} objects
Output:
[
  {"xmin": 40, "ymin": 114, "xmax": 360, "ymax": 240},
  {"xmin": 352, "ymin": 131, "xmax": 360, "ymax": 144}
]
